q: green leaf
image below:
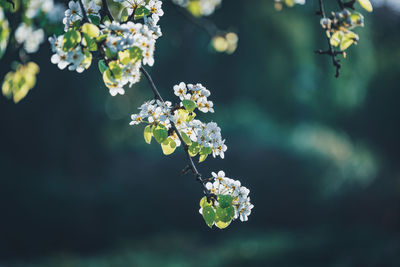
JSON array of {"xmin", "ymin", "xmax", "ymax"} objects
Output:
[
  {"xmin": 82, "ymin": 33, "xmax": 98, "ymax": 51},
  {"xmin": 62, "ymin": 29, "xmax": 81, "ymax": 51},
  {"xmin": 358, "ymin": 0, "xmax": 373, "ymax": 12},
  {"xmin": 134, "ymin": 6, "xmax": 151, "ymax": 20},
  {"xmin": 330, "ymin": 31, "xmax": 342, "ymax": 47},
  {"xmin": 118, "ymin": 50, "xmax": 131, "ymax": 65},
  {"xmin": 82, "ymin": 23, "xmax": 100, "ymax": 38},
  {"xmin": 108, "ymin": 61, "xmax": 122, "ymax": 79},
  {"xmin": 180, "ymin": 131, "xmax": 192, "ymax": 145},
  {"xmin": 216, "ymin": 206, "xmax": 235, "ymax": 223},
  {"xmin": 161, "ymin": 137, "xmax": 177, "ymax": 155},
  {"xmin": 88, "ymin": 15, "xmax": 100, "ymax": 25},
  {"xmin": 152, "ymin": 124, "xmax": 168, "ymax": 144},
  {"xmin": 71, "ymin": 20, "xmax": 81, "ymax": 30},
  {"xmin": 350, "ymin": 12, "xmax": 364, "ymax": 26},
  {"xmin": 182, "ymin": 99, "xmax": 196, "ymax": 112},
  {"xmin": 200, "ymin": 146, "xmax": 212, "ymax": 156},
  {"xmin": 98, "ymin": 59, "xmax": 108, "ymax": 74},
  {"xmin": 102, "ymin": 69, "xmax": 115, "ymax": 88},
  {"xmin": 128, "ymin": 46, "xmax": 143, "ymax": 62},
  {"xmin": 95, "ymin": 34, "xmax": 107, "ymax": 43},
  {"xmin": 199, "ymin": 154, "xmax": 208, "ymax": 163},
  {"xmin": 218, "ymin": 195, "xmax": 233, "ymax": 209},
  {"xmin": 215, "ymin": 219, "xmax": 231, "ymax": 229},
  {"xmin": 120, "ymin": 7, "xmax": 129, "ymax": 22},
  {"xmin": 105, "ymin": 47, "xmax": 117, "ymax": 60},
  {"xmin": 144, "ymin": 125, "xmax": 152, "ymax": 144},
  {"xmin": 188, "ymin": 142, "xmax": 200, "ymax": 157},
  {"xmin": 200, "ymin": 196, "xmax": 212, "ymax": 208},
  {"xmin": 202, "ymin": 206, "xmax": 215, "ymax": 228},
  {"xmin": 0, "ymin": 18, "xmax": 10, "ymax": 60}
]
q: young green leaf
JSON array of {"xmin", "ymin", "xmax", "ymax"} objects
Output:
[
  {"xmin": 81, "ymin": 23, "xmax": 100, "ymax": 38},
  {"xmin": 98, "ymin": 59, "xmax": 108, "ymax": 74},
  {"xmin": 188, "ymin": 142, "xmax": 200, "ymax": 157},
  {"xmin": 216, "ymin": 206, "xmax": 235, "ymax": 223},
  {"xmin": 358, "ymin": 0, "xmax": 373, "ymax": 12},
  {"xmin": 161, "ymin": 137, "xmax": 177, "ymax": 155},
  {"xmin": 218, "ymin": 195, "xmax": 233, "ymax": 209},
  {"xmin": 202, "ymin": 206, "xmax": 216, "ymax": 228},
  {"xmin": 88, "ymin": 15, "xmax": 100, "ymax": 25},
  {"xmin": 144, "ymin": 125, "xmax": 152, "ymax": 144},
  {"xmin": 62, "ymin": 29, "xmax": 81, "ymax": 51},
  {"xmin": 180, "ymin": 131, "xmax": 192, "ymax": 145},
  {"xmin": 199, "ymin": 153, "xmax": 208, "ymax": 163},
  {"xmin": 108, "ymin": 61, "xmax": 122, "ymax": 79},
  {"xmin": 215, "ymin": 219, "xmax": 231, "ymax": 229},
  {"xmin": 152, "ymin": 124, "xmax": 168, "ymax": 144},
  {"xmin": 200, "ymin": 196, "xmax": 212, "ymax": 208},
  {"xmin": 182, "ymin": 99, "xmax": 196, "ymax": 112}
]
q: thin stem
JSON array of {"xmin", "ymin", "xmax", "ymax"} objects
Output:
[
  {"xmin": 78, "ymin": 0, "xmax": 89, "ymax": 23},
  {"xmin": 127, "ymin": 6, "xmax": 137, "ymax": 22},
  {"xmin": 316, "ymin": 0, "xmax": 342, "ymax": 78},
  {"xmin": 139, "ymin": 66, "xmax": 212, "ymax": 196}
]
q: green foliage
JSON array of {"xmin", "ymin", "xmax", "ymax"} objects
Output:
[
  {"xmin": 98, "ymin": 59, "xmax": 108, "ymax": 74},
  {"xmin": 62, "ymin": 29, "xmax": 81, "ymax": 51},
  {"xmin": 182, "ymin": 100, "xmax": 196, "ymax": 112},
  {"xmin": 128, "ymin": 47, "xmax": 143, "ymax": 62},
  {"xmin": 0, "ymin": 14, "xmax": 9, "ymax": 60},
  {"xmin": 218, "ymin": 195, "xmax": 233, "ymax": 208},
  {"xmin": 202, "ymin": 206, "xmax": 216, "ymax": 228},
  {"xmin": 200, "ymin": 194, "xmax": 235, "ymax": 229},
  {"xmin": 161, "ymin": 137, "xmax": 177, "ymax": 155},
  {"xmin": 152, "ymin": 124, "xmax": 168, "ymax": 144},
  {"xmin": 81, "ymin": 23, "xmax": 100, "ymax": 38},
  {"xmin": 216, "ymin": 206, "xmax": 235, "ymax": 223},
  {"xmin": 144, "ymin": 125, "xmax": 152, "ymax": 144},
  {"xmin": 109, "ymin": 61, "xmax": 122, "ymax": 79},
  {"xmin": 134, "ymin": 6, "xmax": 151, "ymax": 20},
  {"xmin": 2, "ymin": 62, "xmax": 39, "ymax": 103},
  {"xmin": 358, "ymin": 0, "xmax": 373, "ymax": 12},
  {"xmin": 188, "ymin": 142, "xmax": 200, "ymax": 157}
]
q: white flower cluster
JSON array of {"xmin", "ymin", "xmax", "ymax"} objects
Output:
[
  {"xmin": 100, "ymin": 16, "xmax": 162, "ymax": 96},
  {"xmin": 130, "ymin": 82, "xmax": 227, "ymax": 159},
  {"xmin": 172, "ymin": 0, "xmax": 222, "ymax": 16},
  {"xmin": 26, "ymin": 0, "xmax": 65, "ymax": 22},
  {"xmin": 49, "ymin": 34, "xmax": 92, "ymax": 73},
  {"xmin": 102, "ymin": 20, "xmax": 161, "ymax": 66},
  {"xmin": 15, "ymin": 23, "xmax": 44, "ymax": 53},
  {"xmin": 173, "ymin": 82, "xmax": 214, "ymax": 113},
  {"xmin": 114, "ymin": 0, "xmax": 164, "ymax": 22},
  {"xmin": 50, "ymin": 0, "xmax": 163, "ymax": 96},
  {"xmin": 200, "ymin": 171, "xmax": 254, "ymax": 222},
  {"xmin": 63, "ymin": 0, "xmax": 101, "ymax": 31}
]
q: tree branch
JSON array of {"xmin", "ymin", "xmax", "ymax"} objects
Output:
[
  {"xmin": 139, "ymin": 66, "xmax": 213, "ymax": 197},
  {"xmin": 316, "ymin": 0, "xmax": 342, "ymax": 78},
  {"xmin": 78, "ymin": 0, "xmax": 89, "ymax": 23},
  {"xmin": 100, "ymin": 0, "xmax": 114, "ymax": 21}
]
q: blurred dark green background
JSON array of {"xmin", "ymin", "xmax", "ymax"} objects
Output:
[{"xmin": 1, "ymin": 1, "xmax": 400, "ymax": 266}]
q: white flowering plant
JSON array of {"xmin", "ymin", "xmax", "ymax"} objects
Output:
[
  {"xmin": 0, "ymin": 0, "xmax": 376, "ymax": 229},
  {"xmin": 0, "ymin": 0, "xmax": 255, "ymax": 229}
]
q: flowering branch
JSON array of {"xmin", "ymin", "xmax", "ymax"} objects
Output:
[
  {"xmin": 316, "ymin": 0, "xmax": 342, "ymax": 78},
  {"xmin": 140, "ymin": 66, "xmax": 212, "ymax": 197}
]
